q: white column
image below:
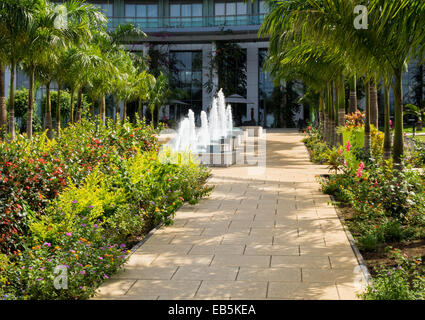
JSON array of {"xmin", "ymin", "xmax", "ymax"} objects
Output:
[
  {"xmin": 142, "ymin": 43, "xmax": 149, "ymax": 57},
  {"xmin": 202, "ymin": 43, "xmax": 213, "ymax": 111},
  {"xmin": 4, "ymin": 66, "xmax": 12, "ymax": 99},
  {"xmin": 118, "ymin": 101, "xmax": 124, "ymax": 118},
  {"xmin": 246, "ymin": 46, "xmax": 259, "ymax": 123}
]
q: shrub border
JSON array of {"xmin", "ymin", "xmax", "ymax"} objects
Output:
[
  {"xmin": 326, "ymin": 190, "xmax": 373, "ymax": 287},
  {"xmin": 93, "ymin": 173, "xmax": 214, "ymax": 298},
  {"xmin": 125, "ymin": 174, "xmax": 214, "ymax": 257}
]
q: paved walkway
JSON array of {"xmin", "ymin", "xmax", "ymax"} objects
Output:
[{"xmin": 95, "ymin": 129, "xmax": 363, "ymax": 300}]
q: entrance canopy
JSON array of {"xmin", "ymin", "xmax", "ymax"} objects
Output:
[
  {"xmin": 168, "ymin": 99, "xmax": 190, "ymax": 105},
  {"xmin": 225, "ymin": 94, "xmax": 254, "ymax": 104}
]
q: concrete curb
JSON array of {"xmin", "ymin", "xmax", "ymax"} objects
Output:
[{"xmin": 328, "ymin": 193, "xmax": 373, "ymax": 287}]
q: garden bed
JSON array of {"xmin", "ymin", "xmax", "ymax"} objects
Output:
[
  {"xmin": 331, "ymin": 193, "xmax": 425, "ymax": 277},
  {"xmin": 0, "ymin": 118, "xmax": 212, "ymax": 300},
  {"xmin": 304, "ymin": 123, "xmax": 425, "ymax": 300}
]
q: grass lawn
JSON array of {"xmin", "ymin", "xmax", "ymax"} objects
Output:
[
  {"xmin": 404, "ymin": 127, "xmax": 424, "ymax": 134},
  {"xmin": 413, "ymin": 135, "xmax": 425, "ymax": 142}
]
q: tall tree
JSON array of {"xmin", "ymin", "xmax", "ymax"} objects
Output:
[{"xmin": 0, "ymin": 0, "xmax": 37, "ymax": 139}]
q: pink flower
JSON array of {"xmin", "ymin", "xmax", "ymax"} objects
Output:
[
  {"xmin": 65, "ymin": 232, "xmax": 72, "ymax": 237},
  {"xmin": 344, "ymin": 159, "xmax": 347, "ymax": 167},
  {"xmin": 346, "ymin": 141, "xmax": 351, "ymax": 152},
  {"xmin": 373, "ymin": 179, "xmax": 378, "ymax": 187},
  {"xmin": 357, "ymin": 162, "xmax": 365, "ymax": 178}
]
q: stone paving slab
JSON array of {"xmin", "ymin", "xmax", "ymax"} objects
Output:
[{"xmin": 94, "ymin": 129, "xmax": 362, "ymax": 300}]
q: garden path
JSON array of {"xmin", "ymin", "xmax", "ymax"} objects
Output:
[{"xmin": 95, "ymin": 129, "xmax": 364, "ymax": 300}]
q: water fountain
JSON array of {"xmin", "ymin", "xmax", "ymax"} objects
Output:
[{"xmin": 166, "ymin": 89, "xmax": 246, "ymax": 167}]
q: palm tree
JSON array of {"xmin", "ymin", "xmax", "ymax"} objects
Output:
[
  {"xmin": 349, "ymin": 75, "xmax": 358, "ymax": 114},
  {"xmin": 261, "ymin": 4, "xmax": 352, "ymax": 147},
  {"xmin": 134, "ymin": 70, "xmax": 155, "ymax": 122},
  {"xmin": 375, "ymin": 0, "xmax": 425, "ymax": 164},
  {"xmin": 0, "ymin": 28, "xmax": 7, "ymax": 132},
  {"xmin": 0, "ymin": 67, "xmax": 6, "ymax": 133},
  {"xmin": 146, "ymin": 72, "xmax": 171, "ymax": 126},
  {"xmin": 89, "ymin": 23, "xmax": 146, "ymax": 125},
  {"xmin": 404, "ymin": 104, "xmax": 425, "ymax": 131},
  {"xmin": 370, "ymin": 78, "xmax": 379, "ymax": 128},
  {"xmin": 0, "ymin": 0, "xmax": 37, "ymax": 139},
  {"xmin": 261, "ymin": 0, "xmax": 425, "ymax": 165},
  {"xmin": 113, "ymin": 50, "xmax": 138, "ymax": 124}
]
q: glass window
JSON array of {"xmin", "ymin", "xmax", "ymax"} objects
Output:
[
  {"xmin": 169, "ymin": 51, "xmax": 203, "ymax": 113},
  {"xmin": 237, "ymin": 2, "xmax": 247, "ymax": 15},
  {"xmin": 94, "ymin": 3, "xmax": 113, "ymax": 17},
  {"xmin": 216, "ymin": 2, "xmax": 248, "ymax": 16},
  {"xmin": 136, "ymin": 5, "xmax": 146, "ymax": 17},
  {"xmin": 148, "ymin": 4, "xmax": 158, "ymax": 17},
  {"xmin": 215, "ymin": 3, "xmax": 225, "ymax": 16},
  {"xmin": 181, "ymin": 4, "xmax": 191, "ymax": 17},
  {"xmin": 125, "ymin": 4, "xmax": 135, "ymax": 17},
  {"xmin": 226, "ymin": 2, "xmax": 236, "ymax": 15},
  {"xmin": 170, "ymin": 4, "xmax": 180, "ymax": 17},
  {"xmin": 192, "ymin": 4, "xmax": 202, "ymax": 16},
  {"xmin": 259, "ymin": 1, "xmax": 267, "ymax": 14}
]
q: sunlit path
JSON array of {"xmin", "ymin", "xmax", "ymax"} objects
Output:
[{"xmin": 95, "ymin": 129, "xmax": 363, "ymax": 300}]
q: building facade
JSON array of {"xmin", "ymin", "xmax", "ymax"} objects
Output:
[{"xmin": 95, "ymin": 0, "xmax": 273, "ymax": 125}]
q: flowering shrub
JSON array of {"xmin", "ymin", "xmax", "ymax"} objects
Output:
[
  {"xmin": 345, "ymin": 110, "xmax": 365, "ymax": 128},
  {"xmin": 302, "ymin": 127, "xmax": 331, "ymax": 164},
  {"xmin": 0, "ymin": 134, "xmax": 70, "ymax": 253},
  {"xmin": 0, "ymin": 117, "xmax": 211, "ymax": 300},
  {"xmin": 361, "ymin": 248, "xmax": 425, "ymax": 300},
  {"xmin": 0, "ymin": 118, "xmax": 158, "ymax": 254},
  {"xmin": 4, "ymin": 216, "xmax": 129, "ymax": 300},
  {"xmin": 304, "ymin": 115, "xmax": 425, "ymax": 300}
]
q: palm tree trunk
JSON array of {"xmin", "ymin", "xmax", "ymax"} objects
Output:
[
  {"xmin": 75, "ymin": 88, "xmax": 82, "ymax": 122},
  {"xmin": 122, "ymin": 100, "xmax": 127, "ymax": 125},
  {"xmin": 364, "ymin": 80, "xmax": 371, "ymax": 155},
  {"xmin": 393, "ymin": 67, "xmax": 404, "ymax": 166},
  {"xmin": 349, "ymin": 75, "xmax": 357, "ymax": 114},
  {"xmin": 45, "ymin": 81, "xmax": 53, "ymax": 140},
  {"xmin": 337, "ymin": 74, "xmax": 346, "ymax": 146},
  {"xmin": 70, "ymin": 87, "xmax": 75, "ymax": 125},
  {"xmin": 27, "ymin": 67, "xmax": 35, "ymax": 139},
  {"xmin": 56, "ymin": 83, "xmax": 61, "ymax": 138},
  {"xmin": 326, "ymin": 82, "xmax": 332, "ymax": 144},
  {"xmin": 333, "ymin": 80, "xmax": 338, "ymax": 146},
  {"xmin": 383, "ymin": 83, "xmax": 392, "ymax": 160},
  {"xmin": 319, "ymin": 90, "xmax": 324, "ymax": 130},
  {"xmin": 0, "ymin": 65, "xmax": 7, "ymax": 133},
  {"xmin": 370, "ymin": 79, "xmax": 379, "ymax": 128},
  {"xmin": 90, "ymin": 97, "xmax": 95, "ymax": 120},
  {"xmin": 330, "ymin": 81, "xmax": 336, "ymax": 146},
  {"xmin": 100, "ymin": 95, "xmax": 106, "ymax": 126},
  {"xmin": 8, "ymin": 61, "xmax": 16, "ymax": 139},
  {"xmin": 138, "ymin": 98, "xmax": 142, "ymax": 121}
]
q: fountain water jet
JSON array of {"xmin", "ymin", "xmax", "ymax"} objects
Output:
[{"xmin": 166, "ymin": 89, "xmax": 245, "ymax": 166}]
